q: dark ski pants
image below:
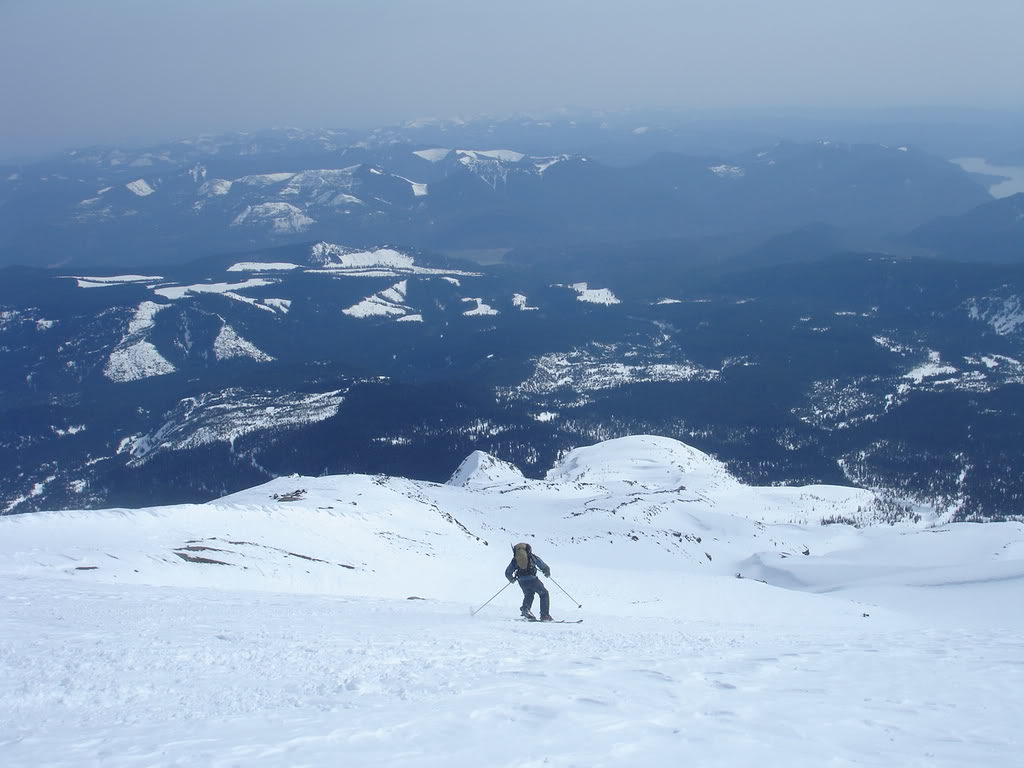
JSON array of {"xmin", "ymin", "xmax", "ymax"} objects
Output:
[{"xmin": 518, "ymin": 576, "xmax": 549, "ymax": 616}]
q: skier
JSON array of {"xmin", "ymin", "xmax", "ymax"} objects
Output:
[{"xmin": 505, "ymin": 542, "xmax": 553, "ymax": 621}]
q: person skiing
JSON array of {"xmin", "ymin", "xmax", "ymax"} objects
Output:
[{"xmin": 505, "ymin": 542, "xmax": 553, "ymax": 621}]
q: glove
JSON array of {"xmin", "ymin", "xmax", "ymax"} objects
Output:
[
  {"xmin": 508, "ymin": 577, "xmax": 516, "ymax": 583},
  {"xmin": 543, "ymin": 569, "xmax": 551, "ymax": 578}
]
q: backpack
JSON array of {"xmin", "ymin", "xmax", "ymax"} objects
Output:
[{"xmin": 513, "ymin": 542, "xmax": 534, "ymax": 573}]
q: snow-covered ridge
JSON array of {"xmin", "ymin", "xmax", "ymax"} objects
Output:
[
  {"xmin": 343, "ymin": 280, "xmax": 412, "ymax": 319},
  {"xmin": 63, "ymin": 274, "xmax": 164, "ymax": 288},
  {"xmin": 153, "ymin": 278, "xmax": 276, "ymax": 300},
  {"xmin": 447, "ymin": 450, "xmax": 525, "ymax": 488},
  {"xmin": 3, "ymin": 435, "xmax": 1022, "ymax": 766},
  {"xmin": 231, "ymin": 202, "xmax": 314, "ymax": 234},
  {"xmin": 967, "ymin": 293, "xmax": 1024, "ymax": 336},
  {"xmin": 123, "ymin": 387, "xmax": 347, "ymax": 463},
  {"xmin": 309, "ymin": 242, "xmax": 480, "ymax": 278},
  {"xmin": 213, "ymin": 323, "xmax": 273, "ymax": 362},
  {"xmin": 503, "ymin": 343, "xmax": 719, "ymax": 406},
  {"xmin": 103, "ymin": 301, "xmax": 176, "ymax": 383}
]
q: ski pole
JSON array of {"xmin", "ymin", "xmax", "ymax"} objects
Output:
[
  {"xmin": 471, "ymin": 579, "xmax": 515, "ymax": 616},
  {"xmin": 548, "ymin": 576, "xmax": 582, "ymax": 608}
]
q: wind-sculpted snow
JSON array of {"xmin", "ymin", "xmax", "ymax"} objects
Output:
[
  {"xmin": 1, "ymin": 436, "xmax": 1022, "ymax": 765},
  {"xmin": 123, "ymin": 387, "xmax": 347, "ymax": 462}
]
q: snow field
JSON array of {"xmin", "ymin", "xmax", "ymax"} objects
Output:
[
  {"xmin": 1, "ymin": 579, "xmax": 1021, "ymax": 768},
  {"xmin": 1, "ymin": 436, "xmax": 1022, "ymax": 766}
]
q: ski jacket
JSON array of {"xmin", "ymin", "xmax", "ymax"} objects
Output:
[{"xmin": 506, "ymin": 553, "xmax": 549, "ymax": 581}]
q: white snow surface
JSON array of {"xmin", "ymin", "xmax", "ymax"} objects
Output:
[
  {"xmin": 125, "ymin": 178, "xmax": 154, "ymax": 196},
  {"xmin": 512, "ymin": 292, "xmax": 538, "ymax": 311},
  {"xmin": 343, "ymin": 280, "xmax": 412, "ymax": 319},
  {"xmin": 461, "ymin": 297, "xmax": 498, "ymax": 316},
  {"xmin": 231, "ymin": 202, "xmax": 314, "ymax": 234},
  {"xmin": 457, "ymin": 148, "xmax": 525, "ymax": 162},
  {"xmin": 153, "ymin": 278, "xmax": 275, "ymax": 300},
  {"xmin": 103, "ymin": 301, "xmax": 177, "ymax": 383},
  {"xmin": 212, "ymin": 324, "xmax": 273, "ymax": 362},
  {"xmin": 226, "ymin": 262, "xmax": 301, "ymax": 272},
  {"xmin": 65, "ymin": 274, "xmax": 164, "ymax": 288},
  {"xmin": 413, "ymin": 148, "xmax": 451, "ymax": 162},
  {"xmin": 447, "ymin": 450, "xmax": 525, "ymax": 487},
  {"xmin": 1, "ymin": 435, "xmax": 1022, "ymax": 767},
  {"xmin": 569, "ymin": 282, "xmax": 621, "ymax": 305},
  {"xmin": 308, "ymin": 243, "xmax": 480, "ymax": 279}
]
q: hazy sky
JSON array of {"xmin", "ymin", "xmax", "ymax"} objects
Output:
[{"xmin": 2, "ymin": 0, "xmax": 1022, "ymax": 158}]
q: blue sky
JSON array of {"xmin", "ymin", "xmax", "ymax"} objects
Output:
[{"xmin": 1, "ymin": 0, "xmax": 1022, "ymax": 157}]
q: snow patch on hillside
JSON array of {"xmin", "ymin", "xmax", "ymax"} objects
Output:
[
  {"xmin": 462, "ymin": 297, "xmax": 498, "ymax": 316},
  {"xmin": 125, "ymin": 387, "xmax": 347, "ymax": 462},
  {"xmin": 343, "ymin": 280, "xmax": 412, "ymax": 318},
  {"xmin": 457, "ymin": 149, "xmax": 525, "ymax": 163},
  {"xmin": 154, "ymin": 278, "xmax": 275, "ymax": 300},
  {"xmin": 226, "ymin": 262, "xmax": 300, "ymax": 272},
  {"xmin": 709, "ymin": 164, "xmax": 745, "ymax": 177},
  {"xmin": 66, "ymin": 274, "xmax": 164, "ymax": 288},
  {"xmin": 104, "ymin": 301, "xmax": 177, "ymax": 383},
  {"xmin": 504, "ymin": 344, "xmax": 720, "ymax": 405},
  {"xmin": 105, "ymin": 340, "xmax": 176, "ymax": 383},
  {"xmin": 262, "ymin": 298, "xmax": 291, "ymax": 314},
  {"xmin": 231, "ymin": 203, "xmax": 314, "ymax": 234},
  {"xmin": 413, "ymin": 148, "xmax": 451, "ymax": 162},
  {"xmin": 512, "ymin": 293, "xmax": 538, "ymax": 311},
  {"xmin": 967, "ymin": 294, "xmax": 1024, "ymax": 336},
  {"xmin": 198, "ymin": 179, "xmax": 232, "ymax": 196},
  {"xmin": 569, "ymin": 282, "xmax": 621, "ymax": 305},
  {"xmin": 125, "ymin": 179, "xmax": 154, "ymax": 196},
  {"xmin": 213, "ymin": 324, "xmax": 273, "ymax": 362},
  {"xmin": 903, "ymin": 351, "xmax": 958, "ymax": 384},
  {"xmin": 308, "ymin": 243, "xmax": 480, "ymax": 278}
]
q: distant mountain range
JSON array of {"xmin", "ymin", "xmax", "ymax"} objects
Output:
[
  {"xmin": 908, "ymin": 192, "xmax": 1024, "ymax": 262},
  {"xmin": 0, "ymin": 122, "xmax": 994, "ymax": 269},
  {"xmin": 2, "ymin": 118, "xmax": 1022, "ymax": 521},
  {"xmin": 2, "ymin": 237, "xmax": 1022, "ymax": 519}
]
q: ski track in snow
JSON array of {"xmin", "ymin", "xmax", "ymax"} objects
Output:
[
  {"xmin": 1, "ymin": 581, "xmax": 1020, "ymax": 768},
  {"xmin": 1, "ymin": 436, "xmax": 1022, "ymax": 766}
]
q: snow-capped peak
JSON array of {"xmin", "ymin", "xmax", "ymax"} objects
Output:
[
  {"xmin": 546, "ymin": 435, "xmax": 737, "ymax": 492},
  {"xmin": 447, "ymin": 450, "xmax": 525, "ymax": 488}
]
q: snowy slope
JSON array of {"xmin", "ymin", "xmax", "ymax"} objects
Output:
[{"xmin": 1, "ymin": 436, "xmax": 1022, "ymax": 767}]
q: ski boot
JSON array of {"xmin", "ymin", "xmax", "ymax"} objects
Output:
[
  {"xmin": 521, "ymin": 608, "xmax": 536, "ymax": 620},
  {"xmin": 540, "ymin": 614, "xmax": 554, "ymax": 622}
]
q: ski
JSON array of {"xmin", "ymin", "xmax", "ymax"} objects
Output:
[{"xmin": 519, "ymin": 618, "xmax": 583, "ymax": 624}]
